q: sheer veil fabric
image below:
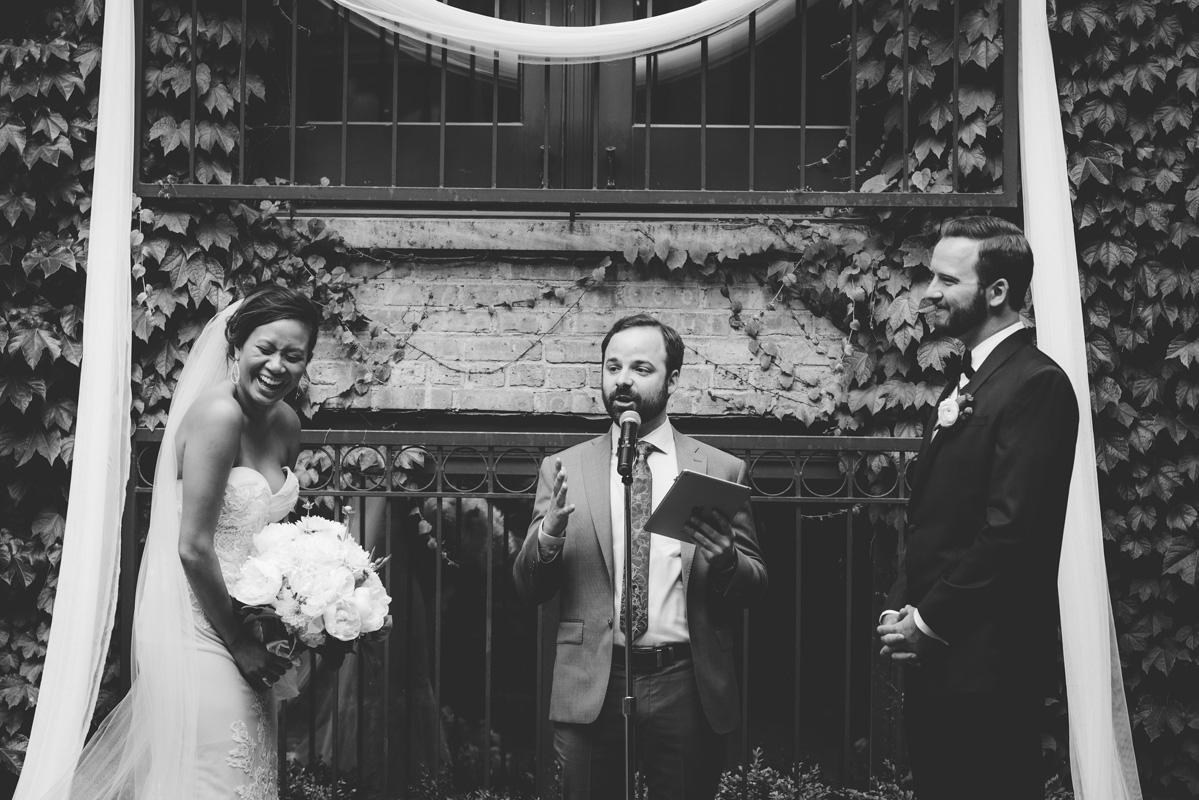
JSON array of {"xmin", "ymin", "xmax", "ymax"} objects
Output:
[{"xmin": 22, "ymin": 301, "xmax": 241, "ymax": 800}]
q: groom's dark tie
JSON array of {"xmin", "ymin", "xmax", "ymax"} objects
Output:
[
  {"xmin": 620, "ymin": 441, "xmax": 656, "ymax": 643},
  {"xmin": 949, "ymin": 348, "xmax": 975, "ymax": 386}
]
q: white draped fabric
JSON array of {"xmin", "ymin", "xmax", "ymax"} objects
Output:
[
  {"xmin": 1019, "ymin": 3, "xmax": 1142, "ymax": 799},
  {"xmin": 335, "ymin": 0, "xmax": 801, "ymax": 84},
  {"xmin": 337, "ymin": 0, "xmax": 787, "ymax": 65},
  {"xmin": 18, "ymin": 0, "xmax": 1140, "ymax": 798},
  {"xmin": 13, "ymin": 0, "xmax": 134, "ymax": 797}
]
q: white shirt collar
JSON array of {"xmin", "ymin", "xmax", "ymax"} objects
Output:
[
  {"xmin": 970, "ymin": 321, "xmax": 1025, "ymax": 372},
  {"xmin": 610, "ymin": 417, "xmax": 675, "ymax": 456}
]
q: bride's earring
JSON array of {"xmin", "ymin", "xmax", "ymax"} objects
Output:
[{"xmin": 230, "ymin": 362, "xmax": 240, "ymax": 385}]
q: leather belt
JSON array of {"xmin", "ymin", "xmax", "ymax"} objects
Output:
[{"xmin": 613, "ymin": 642, "xmax": 692, "ymax": 672}]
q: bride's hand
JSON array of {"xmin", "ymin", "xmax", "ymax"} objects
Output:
[{"xmin": 230, "ymin": 633, "xmax": 292, "ymax": 690}]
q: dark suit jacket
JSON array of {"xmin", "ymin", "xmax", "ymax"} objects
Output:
[
  {"xmin": 512, "ymin": 428, "xmax": 768, "ymax": 733},
  {"xmin": 886, "ymin": 328, "xmax": 1079, "ymax": 695}
]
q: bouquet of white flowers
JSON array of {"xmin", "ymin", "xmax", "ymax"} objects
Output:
[{"xmin": 231, "ymin": 514, "xmax": 391, "ymax": 653}]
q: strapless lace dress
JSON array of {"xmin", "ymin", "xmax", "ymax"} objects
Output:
[{"xmin": 185, "ymin": 466, "xmax": 299, "ymax": 800}]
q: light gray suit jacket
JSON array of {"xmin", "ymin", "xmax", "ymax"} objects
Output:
[{"xmin": 512, "ymin": 429, "xmax": 767, "ymax": 733}]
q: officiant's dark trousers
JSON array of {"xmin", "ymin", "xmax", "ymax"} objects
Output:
[
  {"xmin": 904, "ymin": 689, "xmax": 1042, "ymax": 800},
  {"xmin": 553, "ymin": 654, "xmax": 724, "ymax": 800}
]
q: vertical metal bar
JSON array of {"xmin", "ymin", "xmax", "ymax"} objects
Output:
[
  {"xmin": 439, "ymin": 46, "xmax": 449, "ymax": 188},
  {"xmin": 340, "ymin": 7, "xmax": 349, "ymax": 185},
  {"xmin": 793, "ymin": 503, "xmax": 804, "ymax": 773},
  {"xmin": 951, "ymin": 0, "xmax": 961, "ymax": 191},
  {"xmin": 307, "ymin": 648, "xmax": 317, "ymax": 764},
  {"xmin": 848, "ymin": 0, "xmax": 858, "ymax": 191},
  {"xmin": 592, "ymin": 13, "xmax": 601, "ymax": 191},
  {"xmin": 289, "ymin": 0, "xmax": 298, "ymax": 183},
  {"xmin": 541, "ymin": 65, "xmax": 551, "ymax": 189},
  {"xmin": 356, "ymin": 500, "xmax": 366, "ymax": 787},
  {"xmin": 747, "ymin": 12, "xmax": 757, "ymax": 192},
  {"xmin": 1002, "ymin": 0, "xmax": 1020, "ymax": 201},
  {"xmin": 643, "ymin": 55, "xmax": 654, "ymax": 188},
  {"xmin": 798, "ymin": 0, "xmax": 807, "ymax": 191},
  {"xmin": 391, "ymin": 31, "xmax": 400, "ymax": 187},
  {"xmin": 133, "ymin": 0, "xmax": 144, "ymax": 187},
  {"xmin": 330, "ymin": 501, "xmax": 342, "ymax": 773},
  {"xmin": 700, "ymin": 37, "xmax": 708, "ymax": 191},
  {"xmin": 492, "ymin": 0, "xmax": 501, "ymax": 188},
  {"xmin": 484, "ymin": 494, "xmax": 495, "ymax": 791},
  {"xmin": 189, "ymin": 0, "xmax": 197, "ymax": 182},
  {"xmin": 741, "ymin": 606, "xmax": 751, "ymax": 800},
  {"xmin": 119, "ymin": 440, "xmax": 139, "ymax": 691},
  {"xmin": 843, "ymin": 495, "xmax": 855, "ymax": 781},
  {"xmin": 901, "ymin": 0, "xmax": 910, "ymax": 192},
  {"xmin": 238, "ymin": 0, "xmax": 247, "ymax": 182},
  {"xmin": 381, "ymin": 496, "xmax": 393, "ymax": 797},
  {"xmin": 433, "ymin": 491, "xmax": 444, "ymax": 782}
]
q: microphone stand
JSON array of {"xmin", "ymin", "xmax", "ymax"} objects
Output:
[{"xmin": 622, "ymin": 472, "xmax": 636, "ymax": 800}]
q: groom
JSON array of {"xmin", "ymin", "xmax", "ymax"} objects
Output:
[{"xmin": 877, "ymin": 217, "xmax": 1079, "ymax": 800}]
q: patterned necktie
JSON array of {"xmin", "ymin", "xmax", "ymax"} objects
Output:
[{"xmin": 620, "ymin": 441, "xmax": 655, "ymax": 643}]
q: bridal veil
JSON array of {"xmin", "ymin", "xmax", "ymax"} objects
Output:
[{"xmin": 29, "ymin": 301, "xmax": 241, "ymax": 800}]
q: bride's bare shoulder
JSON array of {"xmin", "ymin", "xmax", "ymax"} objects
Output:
[{"xmin": 177, "ymin": 387, "xmax": 243, "ymax": 441}]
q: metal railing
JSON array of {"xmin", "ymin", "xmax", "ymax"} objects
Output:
[
  {"xmin": 121, "ymin": 428, "xmax": 920, "ymax": 797},
  {"xmin": 134, "ymin": 0, "xmax": 1018, "ymax": 211}
]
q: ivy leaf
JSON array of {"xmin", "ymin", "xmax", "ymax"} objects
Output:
[
  {"xmin": 0, "ymin": 116, "xmax": 27, "ymax": 155},
  {"xmin": 30, "ymin": 510, "xmax": 64, "ymax": 548},
  {"xmin": 201, "ymin": 83, "xmax": 235, "ymax": 116},
  {"xmin": 1167, "ymin": 504, "xmax": 1198, "ymax": 532},
  {"xmin": 0, "ymin": 375, "xmax": 48, "ymax": 413},
  {"xmin": 1165, "ymin": 336, "xmax": 1199, "ymax": 368},
  {"xmin": 1163, "ymin": 538, "xmax": 1198, "ymax": 586},
  {"xmin": 0, "ymin": 677, "xmax": 36, "ymax": 710},
  {"xmin": 1081, "ymin": 240, "xmax": 1136, "ymax": 274},
  {"xmin": 73, "ymin": 41, "xmax": 101, "ymax": 80},
  {"xmin": 148, "ymin": 116, "xmax": 190, "ymax": 155},
  {"xmin": 195, "ymin": 154, "xmax": 232, "ymax": 185},
  {"xmin": 196, "ymin": 215, "xmax": 237, "ymax": 251},
  {"xmin": 7, "ymin": 327, "xmax": 62, "ymax": 368},
  {"xmin": 916, "ymin": 338, "xmax": 960, "ymax": 372},
  {"xmin": 0, "ymin": 193, "xmax": 37, "ymax": 225}
]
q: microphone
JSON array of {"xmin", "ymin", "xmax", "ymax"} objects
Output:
[{"xmin": 616, "ymin": 410, "xmax": 641, "ymax": 479}]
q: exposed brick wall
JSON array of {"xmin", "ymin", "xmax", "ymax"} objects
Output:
[{"xmin": 306, "ymin": 219, "xmax": 846, "ymax": 422}]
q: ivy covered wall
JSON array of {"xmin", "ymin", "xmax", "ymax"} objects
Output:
[{"xmin": 0, "ymin": 0, "xmax": 1197, "ymax": 797}]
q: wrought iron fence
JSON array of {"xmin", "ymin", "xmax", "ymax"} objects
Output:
[
  {"xmin": 121, "ymin": 428, "xmax": 920, "ymax": 797},
  {"xmin": 134, "ymin": 0, "xmax": 1018, "ymax": 210}
]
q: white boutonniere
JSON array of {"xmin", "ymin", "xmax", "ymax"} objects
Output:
[{"xmin": 936, "ymin": 393, "xmax": 975, "ymax": 429}]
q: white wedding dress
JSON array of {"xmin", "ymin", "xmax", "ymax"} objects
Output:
[{"xmin": 186, "ymin": 466, "xmax": 300, "ymax": 800}]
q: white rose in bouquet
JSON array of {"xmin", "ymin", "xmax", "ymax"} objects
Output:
[
  {"xmin": 253, "ymin": 522, "xmax": 298, "ymax": 556},
  {"xmin": 231, "ymin": 557, "xmax": 283, "ymax": 605},
  {"xmin": 353, "ymin": 571, "xmax": 391, "ymax": 633},
  {"xmin": 341, "ymin": 540, "xmax": 372, "ymax": 575},
  {"xmin": 323, "ymin": 599, "xmax": 362, "ymax": 641}
]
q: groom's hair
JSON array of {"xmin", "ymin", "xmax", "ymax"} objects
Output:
[
  {"xmin": 225, "ymin": 284, "xmax": 321, "ymax": 358},
  {"xmin": 939, "ymin": 216, "xmax": 1033, "ymax": 311}
]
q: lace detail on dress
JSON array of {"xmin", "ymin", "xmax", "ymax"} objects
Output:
[
  {"xmin": 226, "ymin": 691, "xmax": 277, "ymax": 800},
  {"xmin": 186, "ymin": 472, "xmax": 273, "ymax": 630}
]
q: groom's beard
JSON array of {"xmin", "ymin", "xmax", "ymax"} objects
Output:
[{"xmin": 934, "ymin": 286, "xmax": 988, "ymax": 340}]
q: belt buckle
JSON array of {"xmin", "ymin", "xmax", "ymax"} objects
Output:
[{"xmin": 655, "ymin": 645, "xmax": 670, "ymax": 668}]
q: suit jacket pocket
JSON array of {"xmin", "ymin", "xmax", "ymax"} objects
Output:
[
  {"xmin": 957, "ymin": 414, "xmax": 989, "ymax": 428},
  {"xmin": 716, "ymin": 627, "xmax": 734, "ymax": 652},
  {"xmin": 557, "ymin": 619, "xmax": 584, "ymax": 645}
]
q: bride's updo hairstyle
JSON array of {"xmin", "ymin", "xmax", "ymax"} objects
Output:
[{"xmin": 224, "ymin": 284, "xmax": 321, "ymax": 359}]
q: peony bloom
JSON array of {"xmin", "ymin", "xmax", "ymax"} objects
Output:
[
  {"xmin": 231, "ymin": 558, "xmax": 283, "ymax": 605},
  {"xmin": 323, "ymin": 599, "xmax": 362, "ymax": 641},
  {"xmin": 253, "ymin": 522, "xmax": 299, "ymax": 556}
]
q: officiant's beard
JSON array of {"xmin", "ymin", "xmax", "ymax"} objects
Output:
[{"xmin": 603, "ymin": 383, "xmax": 669, "ymax": 427}]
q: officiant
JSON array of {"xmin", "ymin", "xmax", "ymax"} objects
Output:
[{"xmin": 512, "ymin": 314, "xmax": 768, "ymax": 800}]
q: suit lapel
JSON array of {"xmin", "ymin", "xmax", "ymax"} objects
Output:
[
  {"xmin": 672, "ymin": 430, "xmax": 704, "ymax": 597},
  {"xmin": 959, "ymin": 327, "xmax": 1032, "ymax": 398},
  {"xmin": 581, "ymin": 434, "xmax": 614, "ymax": 584},
  {"xmin": 910, "ymin": 329, "xmax": 1033, "ymax": 500}
]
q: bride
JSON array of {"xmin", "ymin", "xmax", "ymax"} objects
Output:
[{"xmin": 32, "ymin": 285, "xmax": 320, "ymax": 799}]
